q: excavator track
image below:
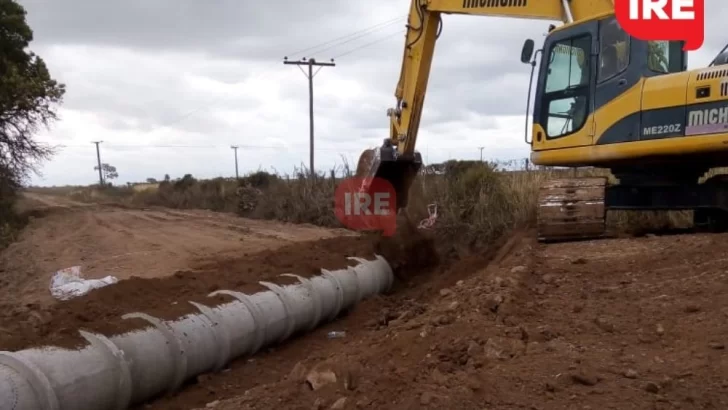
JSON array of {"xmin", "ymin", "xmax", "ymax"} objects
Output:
[{"xmin": 536, "ymin": 177, "xmax": 608, "ymax": 242}]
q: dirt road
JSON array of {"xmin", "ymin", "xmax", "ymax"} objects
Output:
[
  {"xmin": 172, "ymin": 232, "xmax": 727, "ymax": 410},
  {"xmin": 3, "ymin": 194, "xmax": 728, "ymax": 409},
  {"xmin": 3, "ymin": 193, "xmax": 354, "ymax": 306},
  {"xmin": 0, "ymin": 193, "xmax": 370, "ymax": 350}
]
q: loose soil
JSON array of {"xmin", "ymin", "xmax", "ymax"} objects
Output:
[
  {"xmin": 164, "ymin": 231, "xmax": 727, "ymax": 410},
  {"xmin": 0, "ymin": 194, "xmax": 365, "ymax": 350},
  {"xmin": 4, "ymin": 194, "xmax": 728, "ymax": 410}
]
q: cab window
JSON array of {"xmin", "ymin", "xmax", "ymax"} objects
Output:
[
  {"xmin": 598, "ymin": 17, "xmax": 630, "ymax": 82},
  {"xmin": 543, "ymin": 35, "xmax": 591, "ymax": 139},
  {"xmin": 648, "ymin": 40, "xmax": 685, "ymax": 73}
]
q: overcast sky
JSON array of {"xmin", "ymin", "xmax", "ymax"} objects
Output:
[{"xmin": 17, "ymin": 0, "xmax": 727, "ymax": 186}]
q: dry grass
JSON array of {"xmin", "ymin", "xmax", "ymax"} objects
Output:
[
  {"xmin": 405, "ymin": 161, "xmax": 556, "ymax": 246},
  {"xmin": 0, "ymin": 208, "xmax": 24, "ymax": 249},
  {"xmin": 0, "ymin": 180, "xmax": 29, "ymax": 249},
  {"xmin": 249, "ymin": 174, "xmax": 340, "ymax": 227},
  {"xmin": 25, "ymin": 158, "xmax": 713, "ymax": 252}
]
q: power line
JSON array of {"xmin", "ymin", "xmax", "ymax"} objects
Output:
[
  {"xmin": 44, "ymin": 143, "xmax": 353, "ymax": 152},
  {"xmin": 283, "ymin": 57, "xmax": 336, "ymax": 175},
  {"xmin": 160, "ymin": 15, "xmax": 405, "ymax": 129},
  {"xmin": 47, "ymin": 144, "xmax": 528, "ymax": 162},
  {"xmin": 47, "ymin": 143, "xmax": 294, "ymax": 149},
  {"xmin": 331, "ymin": 30, "xmax": 405, "ymax": 59},
  {"xmin": 302, "ymin": 20, "xmax": 404, "ymax": 57},
  {"xmin": 289, "ymin": 15, "xmax": 405, "ymax": 57},
  {"xmin": 230, "ymin": 145, "xmax": 240, "ymax": 178},
  {"xmin": 153, "ymin": 26, "xmax": 406, "ymax": 169},
  {"xmin": 92, "ymin": 141, "xmax": 103, "ymax": 185}
]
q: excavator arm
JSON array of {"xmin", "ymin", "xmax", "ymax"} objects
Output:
[{"xmin": 356, "ymin": 0, "xmax": 615, "ymax": 208}]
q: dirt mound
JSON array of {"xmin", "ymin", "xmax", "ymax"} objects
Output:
[
  {"xmin": 0, "ymin": 236, "xmax": 378, "ymax": 351},
  {"xmin": 144, "ymin": 232, "xmax": 728, "ymax": 410},
  {"xmin": 141, "ymin": 232, "xmax": 517, "ymax": 410},
  {"xmin": 371, "ymin": 213, "xmax": 439, "ymax": 281},
  {"xmin": 192, "ymin": 234, "xmax": 377, "ymax": 279}
]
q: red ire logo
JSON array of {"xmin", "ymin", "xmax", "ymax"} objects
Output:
[
  {"xmin": 334, "ymin": 177, "xmax": 397, "ymax": 236},
  {"xmin": 616, "ymin": 0, "xmax": 704, "ymax": 51}
]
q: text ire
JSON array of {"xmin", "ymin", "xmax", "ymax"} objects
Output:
[
  {"xmin": 343, "ymin": 192, "xmax": 392, "ymax": 216},
  {"xmin": 628, "ymin": 0, "xmax": 695, "ymax": 20}
]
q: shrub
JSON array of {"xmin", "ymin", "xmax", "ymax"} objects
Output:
[
  {"xmin": 41, "ymin": 159, "xmax": 702, "ymax": 251},
  {"xmin": 0, "ymin": 166, "xmax": 27, "ymax": 248}
]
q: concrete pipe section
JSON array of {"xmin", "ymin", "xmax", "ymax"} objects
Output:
[{"xmin": 0, "ymin": 255, "xmax": 393, "ymax": 410}]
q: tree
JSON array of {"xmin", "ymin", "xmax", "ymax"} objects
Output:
[
  {"xmin": 146, "ymin": 177, "xmax": 157, "ymax": 184},
  {"xmin": 94, "ymin": 163, "xmax": 118, "ymax": 182},
  {"xmin": 0, "ymin": 0, "xmax": 65, "ymax": 189}
]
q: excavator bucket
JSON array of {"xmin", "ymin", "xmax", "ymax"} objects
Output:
[{"xmin": 355, "ymin": 144, "xmax": 422, "ymax": 210}]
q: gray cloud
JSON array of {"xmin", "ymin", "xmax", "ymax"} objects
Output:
[
  {"xmin": 15, "ymin": 0, "xmax": 728, "ymax": 186},
  {"xmin": 22, "ymin": 1, "xmax": 343, "ymax": 50}
]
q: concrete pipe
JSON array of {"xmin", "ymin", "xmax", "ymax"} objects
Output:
[{"xmin": 0, "ymin": 255, "xmax": 393, "ymax": 410}]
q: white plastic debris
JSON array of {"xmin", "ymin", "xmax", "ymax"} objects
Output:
[
  {"xmin": 418, "ymin": 203, "xmax": 438, "ymax": 229},
  {"xmin": 49, "ymin": 265, "xmax": 118, "ymax": 300},
  {"xmin": 327, "ymin": 331, "xmax": 346, "ymax": 339}
]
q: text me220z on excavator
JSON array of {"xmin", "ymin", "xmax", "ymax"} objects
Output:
[{"xmin": 355, "ymin": 0, "xmax": 728, "ymax": 242}]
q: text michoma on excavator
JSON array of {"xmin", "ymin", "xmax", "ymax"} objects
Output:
[
  {"xmin": 462, "ymin": 0, "xmax": 528, "ymax": 9},
  {"xmin": 346, "ymin": 0, "xmax": 728, "ymax": 242},
  {"xmin": 616, "ymin": 0, "xmax": 704, "ymax": 51}
]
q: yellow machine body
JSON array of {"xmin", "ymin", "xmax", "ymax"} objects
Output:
[
  {"xmin": 356, "ymin": 0, "xmax": 728, "ymax": 241},
  {"xmin": 531, "ymin": 44, "xmax": 728, "ymax": 170}
]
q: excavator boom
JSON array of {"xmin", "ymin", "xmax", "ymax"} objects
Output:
[
  {"xmin": 356, "ymin": 0, "xmax": 616, "ymax": 209},
  {"xmin": 357, "ymin": 0, "xmax": 728, "ymax": 244}
]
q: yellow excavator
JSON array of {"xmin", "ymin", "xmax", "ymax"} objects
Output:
[{"xmin": 356, "ymin": 0, "xmax": 728, "ymax": 241}]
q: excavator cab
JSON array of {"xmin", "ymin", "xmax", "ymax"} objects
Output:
[{"xmin": 355, "ymin": 0, "xmax": 714, "ymax": 241}]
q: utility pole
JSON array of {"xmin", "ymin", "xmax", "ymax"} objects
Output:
[
  {"xmin": 92, "ymin": 141, "xmax": 104, "ymax": 185},
  {"xmin": 231, "ymin": 145, "xmax": 239, "ymax": 179},
  {"xmin": 478, "ymin": 146, "xmax": 485, "ymax": 162},
  {"xmin": 283, "ymin": 56, "xmax": 335, "ymax": 176}
]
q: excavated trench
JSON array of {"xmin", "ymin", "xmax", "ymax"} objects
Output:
[
  {"xmin": 0, "ymin": 236, "xmax": 379, "ymax": 352},
  {"xmin": 0, "ymin": 228, "xmax": 444, "ymax": 410},
  {"xmin": 8, "ymin": 197, "xmax": 728, "ymax": 409}
]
